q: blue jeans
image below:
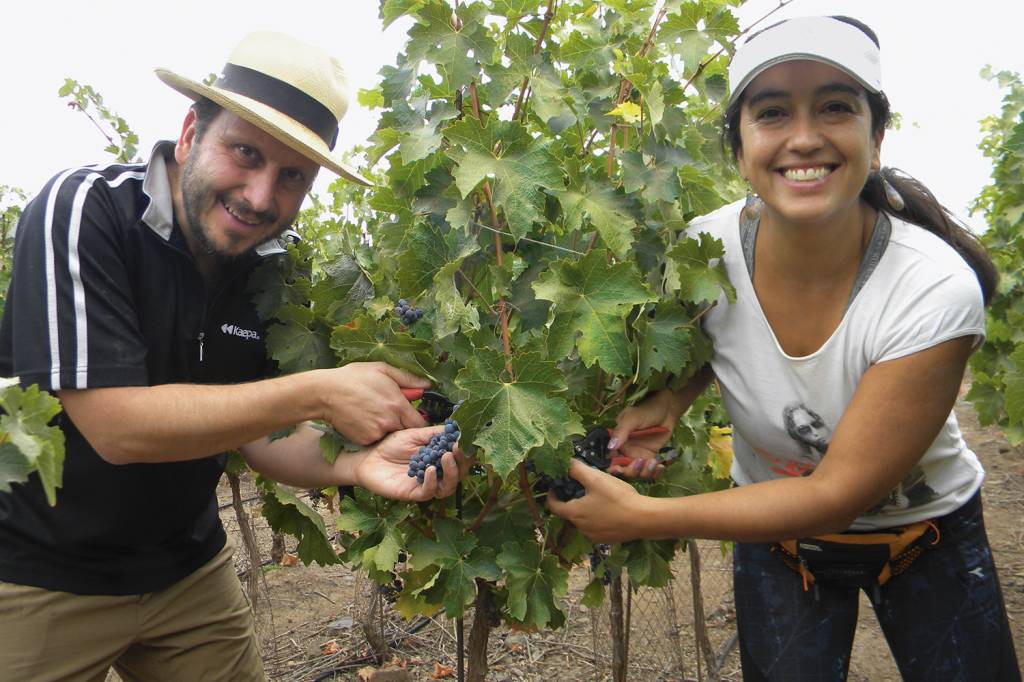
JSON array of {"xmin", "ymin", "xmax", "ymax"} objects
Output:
[{"xmin": 733, "ymin": 493, "xmax": 1020, "ymax": 681}]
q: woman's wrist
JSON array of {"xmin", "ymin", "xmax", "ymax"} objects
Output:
[{"xmin": 656, "ymin": 387, "xmax": 687, "ymax": 423}]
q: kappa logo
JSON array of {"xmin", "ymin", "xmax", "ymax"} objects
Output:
[{"xmin": 220, "ymin": 323, "xmax": 261, "ymax": 341}]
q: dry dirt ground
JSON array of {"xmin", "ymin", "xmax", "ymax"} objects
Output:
[{"xmin": 212, "ymin": 387, "xmax": 1022, "ymax": 682}]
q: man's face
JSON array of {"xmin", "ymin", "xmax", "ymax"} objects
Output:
[{"xmin": 173, "ymin": 109, "xmax": 318, "ymax": 263}]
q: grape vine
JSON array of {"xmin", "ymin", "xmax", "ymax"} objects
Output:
[
  {"xmin": 251, "ymin": 1, "xmax": 751, "ymax": 647},
  {"xmin": 968, "ymin": 66, "xmax": 1024, "ymax": 445}
]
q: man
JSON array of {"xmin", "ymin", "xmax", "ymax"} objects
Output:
[{"xmin": 0, "ymin": 31, "xmax": 462, "ymax": 681}]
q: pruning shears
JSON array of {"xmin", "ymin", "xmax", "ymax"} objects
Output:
[
  {"xmin": 572, "ymin": 425, "xmax": 670, "ymax": 471},
  {"xmin": 401, "ymin": 387, "xmax": 457, "ymax": 425}
]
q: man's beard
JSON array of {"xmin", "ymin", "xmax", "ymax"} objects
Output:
[{"xmin": 180, "ymin": 154, "xmax": 284, "ymax": 265}]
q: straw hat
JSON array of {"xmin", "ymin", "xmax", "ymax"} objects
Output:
[{"xmin": 156, "ymin": 31, "xmax": 370, "ymax": 185}]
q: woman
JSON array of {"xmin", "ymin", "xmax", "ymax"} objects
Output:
[{"xmin": 549, "ymin": 16, "xmax": 1019, "ymax": 681}]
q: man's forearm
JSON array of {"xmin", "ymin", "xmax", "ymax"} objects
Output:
[{"xmin": 57, "ymin": 372, "xmax": 328, "ymax": 464}]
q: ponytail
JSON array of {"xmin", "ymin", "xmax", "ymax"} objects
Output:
[{"xmin": 862, "ymin": 168, "xmax": 997, "ymax": 305}]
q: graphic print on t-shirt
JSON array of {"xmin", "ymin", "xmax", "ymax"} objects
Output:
[
  {"xmin": 868, "ymin": 465, "xmax": 939, "ymax": 513},
  {"xmin": 783, "ymin": 403, "xmax": 831, "ymax": 472}
]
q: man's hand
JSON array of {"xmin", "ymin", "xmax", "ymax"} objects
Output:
[
  {"xmin": 546, "ymin": 459, "xmax": 650, "ymax": 544},
  {"xmin": 352, "ymin": 425, "xmax": 468, "ymax": 502},
  {"xmin": 318, "ymin": 362, "xmax": 431, "ymax": 444}
]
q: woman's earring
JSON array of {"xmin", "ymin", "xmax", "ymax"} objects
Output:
[{"xmin": 882, "ymin": 176, "xmax": 905, "ymax": 211}]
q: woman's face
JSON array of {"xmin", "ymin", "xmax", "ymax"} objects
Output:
[{"xmin": 735, "ymin": 60, "xmax": 882, "ymax": 227}]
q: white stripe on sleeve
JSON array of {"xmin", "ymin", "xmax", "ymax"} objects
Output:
[
  {"xmin": 44, "ymin": 168, "xmax": 80, "ymax": 390},
  {"xmin": 50, "ymin": 168, "xmax": 148, "ymax": 389}
]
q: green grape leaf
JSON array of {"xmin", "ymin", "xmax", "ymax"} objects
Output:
[
  {"xmin": 407, "ymin": 518, "xmax": 500, "ymax": 616},
  {"xmin": 492, "ymin": 0, "xmax": 534, "ymax": 17},
  {"xmin": 400, "ymin": 122, "xmax": 444, "ymax": 164},
  {"xmin": 678, "ymin": 165, "xmax": 725, "ymax": 216},
  {"xmin": 312, "ymin": 254, "xmax": 375, "ymax": 325},
  {"xmin": 380, "ymin": 0, "xmax": 425, "ymax": 28},
  {"xmin": 330, "ymin": 315, "xmax": 433, "ymax": 377},
  {"xmin": 581, "ymin": 577, "xmax": 607, "ymax": 608},
  {"xmin": 453, "ymin": 349, "xmax": 584, "ymax": 478},
  {"xmin": 0, "ymin": 380, "xmax": 64, "ymax": 505},
  {"xmin": 433, "ymin": 259, "xmax": 482, "ymax": 339},
  {"xmin": 380, "ymin": 57, "xmax": 419, "ymax": 106},
  {"xmin": 667, "ymin": 232, "xmax": 735, "ymax": 305},
  {"xmin": 497, "ymin": 540, "xmax": 569, "ymax": 629},
  {"xmin": 258, "ymin": 479, "xmax": 339, "ymax": 566},
  {"xmin": 559, "ymin": 29, "xmax": 615, "ymax": 71},
  {"xmin": 336, "ymin": 488, "xmax": 413, "ymax": 572},
  {"xmin": 622, "ymin": 540, "xmax": 674, "ymax": 587},
  {"xmin": 533, "ymin": 250, "xmax": 656, "ymax": 375},
  {"xmin": 446, "ymin": 118, "xmax": 562, "ymax": 239},
  {"xmin": 394, "ymin": 565, "xmax": 441, "ymax": 618},
  {"xmin": 265, "ymin": 304, "xmax": 334, "ymax": 373},
  {"xmin": 397, "ymin": 221, "xmax": 450, "ymax": 295},
  {"xmin": 620, "ymin": 150, "xmax": 681, "ymax": 204},
  {"xmin": 553, "ymin": 184, "xmax": 636, "ymax": 259},
  {"xmin": 658, "ymin": 5, "xmax": 715, "ymax": 74},
  {"xmin": 1004, "ymin": 345, "xmax": 1024, "ymax": 425},
  {"xmin": 635, "ymin": 302, "xmax": 694, "ymax": 381},
  {"xmin": 406, "ymin": 1, "xmax": 496, "ymax": 91}
]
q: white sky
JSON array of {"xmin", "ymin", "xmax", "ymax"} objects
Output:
[{"xmin": 2, "ymin": 1, "xmax": 1022, "ymax": 234}]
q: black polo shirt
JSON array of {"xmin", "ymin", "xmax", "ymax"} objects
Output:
[{"xmin": 0, "ymin": 142, "xmax": 286, "ymax": 595}]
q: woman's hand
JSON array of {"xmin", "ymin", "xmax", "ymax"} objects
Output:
[
  {"xmin": 352, "ymin": 425, "xmax": 468, "ymax": 502},
  {"xmin": 546, "ymin": 460, "xmax": 651, "ymax": 544},
  {"xmin": 606, "ymin": 388, "xmax": 681, "ymax": 479}
]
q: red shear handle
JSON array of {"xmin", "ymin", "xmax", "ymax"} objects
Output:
[
  {"xmin": 401, "ymin": 387, "xmax": 425, "ymax": 401},
  {"xmin": 629, "ymin": 425, "xmax": 669, "ymax": 439},
  {"xmin": 609, "ymin": 425, "xmax": 670, "ymax": 468}
]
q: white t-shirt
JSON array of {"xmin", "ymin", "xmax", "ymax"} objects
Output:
[{"xmin": 694, "ymin": 199, "xmax": 986, "ymax": 530}]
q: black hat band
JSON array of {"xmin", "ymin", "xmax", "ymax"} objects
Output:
[{"xmin": 215, "ymin": 63, "xmax": 339, "ymax": 150}]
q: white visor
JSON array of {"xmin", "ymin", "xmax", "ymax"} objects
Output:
[{"xmin": 727, "ymin": 16, "xmax": 882, "ymax": 108}]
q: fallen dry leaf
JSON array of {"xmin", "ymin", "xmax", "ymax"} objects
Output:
[
  {"xmin": 431, "ymin": 661, "xmax": 455, "ymax": 679},
  {"xmin": 280, "ymin": 552, "xmax": 300, "ymax": 567},
  {"xmin": 320, "ymin": 639, "xmax": 341, "ymax": 656}
]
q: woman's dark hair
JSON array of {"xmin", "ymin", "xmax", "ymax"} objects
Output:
[{"xmin": 721, "ymin": 16, "xmax": 998, "ymax": 305}]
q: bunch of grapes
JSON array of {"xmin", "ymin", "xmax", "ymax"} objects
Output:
[
  {"xmin": 589, "ymin": 543, "xmax": 612, "ymax": 586},
  {"xmin": 407, "ymin": 418, "xmax": 460, "ymax": 484},
  {"xmin": 394, "ymin": 298, "xmax": 423, "ymax": 325},
  {"xmin": 525, "ymin": 458, "xmax": 589, "ymax": 502},
  {"xmin": 377, "ymin": 572, "xmax": 403, "ymax": 603}
]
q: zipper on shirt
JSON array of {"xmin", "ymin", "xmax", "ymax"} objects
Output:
[{"xmin": 197, "ymin": 331, "xmax": 205, "ymax": 363}]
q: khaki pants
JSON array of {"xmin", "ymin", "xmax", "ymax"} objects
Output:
[{"xmin": 0, "ymin": 541, "xmax": 264, "ymax": 682}]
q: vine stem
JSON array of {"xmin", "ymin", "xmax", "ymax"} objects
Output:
[
  {"xmin": 67, "ymin": 101, "xmax": 119, "ymax": 153},
  {"xmin": 680, "ymin": 0, "xmax": 796, "ymax": 98},
  {"xmin": 457, "ymin": 267, "xmax": 498, "ymax": 315},
  {"xmin": 468, "ymin": 468, "xmax": 502, "ymax": 532},
  {"xmin": 607, "ymin": 124, "xmax": 617, "ymax": 178},
  {"xmin": 407, "ymin": 518, "xmax": 435, "ymax": 540},
  {"xmin": 517, "ymin": 463, "xmax": 545, "ymax": 529},
  {"xmin": 512, "ymin": 0, "xmax": 558, "ymax": 122},
  {"xmin": 688, "ymin": 301, "xmax": 717, "ymax": 326},
  {"xmin": 596, "ymin": 380, "xmax": 632, "ymax": 419},
  {"xmin": 582, "ymin": 4, "xmax": 669, "ymax": 157},
  {"xmin": 468, "ymin": 81, "xmax": 515, "ymax": 377}
]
